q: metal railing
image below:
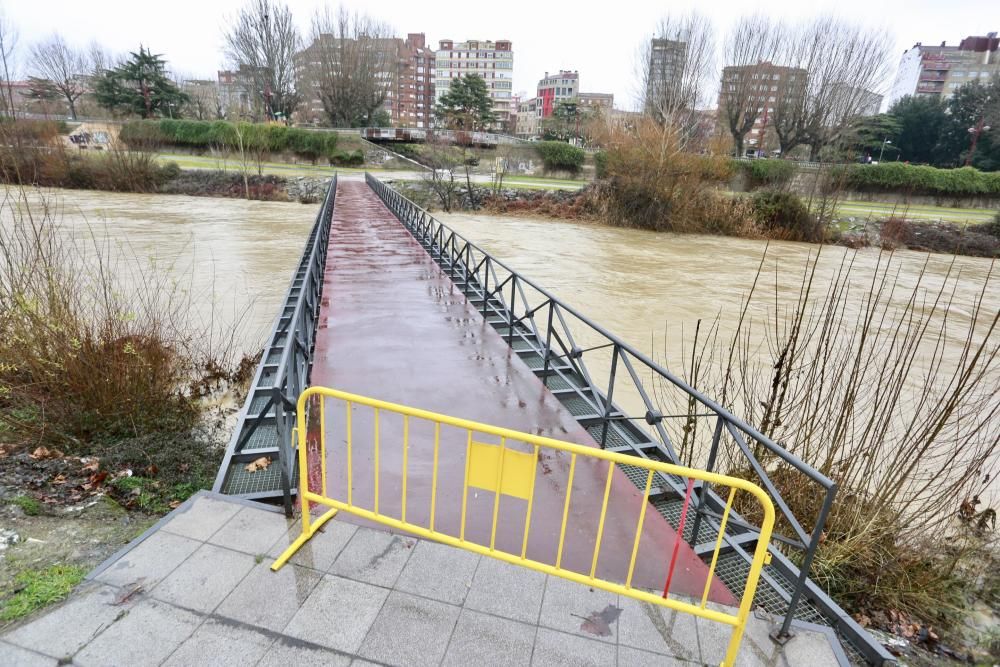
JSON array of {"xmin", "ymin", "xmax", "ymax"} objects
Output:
[
  {"xmin": 273, "ymin": 386, "xmax": 776, "ymax": 667},
  {"xmin": 364, "ymin": 172, "xmax": 838, "ymax": 643},
  {"xmin": 211, "ymin": 176, "xmax": 336, "ymax": 512},
  {"xmin": 362, "ymin": 127, "xmax": 528, "ymax": 146}
]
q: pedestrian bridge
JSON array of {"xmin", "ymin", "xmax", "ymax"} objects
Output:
[{"xmin": 209, "ymin": 176, "xmax": 892, "ymax": 666}]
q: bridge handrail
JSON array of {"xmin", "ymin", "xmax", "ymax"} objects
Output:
[
  {"xmin": 212, "ymin": 176, "xmax": 336, "ymax": 512},
  {"xmin": 274, "ymin": 385, "xmax": 776, "ymax": 667},
  {"xmin": 364, "ymin": 172, "xmax": 837, "ymax": 641},
  {"xmin": 267, "ymin": 176, "xmax": 337, "ymax": 500}
]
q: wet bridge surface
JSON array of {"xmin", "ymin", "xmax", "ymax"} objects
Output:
[{"xmin": 307, "ymin": 178, "xmax": 732, "ymax": 603}]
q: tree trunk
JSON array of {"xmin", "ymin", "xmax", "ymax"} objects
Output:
[{"xmin": 732, "ymin": 131, "xmax": 744, "ymax": 157}]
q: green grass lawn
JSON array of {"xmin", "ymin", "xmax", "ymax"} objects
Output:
[{"xmin": 829, "ymin": 199, "xmax": 995, "ymax": 225}]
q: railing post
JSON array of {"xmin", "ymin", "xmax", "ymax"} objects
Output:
[
  {"xmin": 508, "ymin": 276, "xmax": 517, "ymax": 347},
  {"xmin": 690, "ymin": 417, "xmax": 724, "ymax": 546},
  {"xmin": 482, "ymin": 259, "xmax": 490, "ymax": 319},
  {"xmin": 774, "ymin": 484, "xmax": 836, "ymax": 642},
  {"xmin": 542, "ymin": 302, "xmax": 555, "ymax": 387},
  {"xmin": 599, "ymin": 345, "xmax": 619, "ymax": 449}
]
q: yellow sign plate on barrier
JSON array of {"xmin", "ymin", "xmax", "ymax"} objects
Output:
[{"xmin": 468, "ymin": 441, "xmax": 535, "ymax": 500}]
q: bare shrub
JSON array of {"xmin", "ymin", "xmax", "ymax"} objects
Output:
[
  {"xmin": 664, "ymin": 247, "xmax": 999, "ymax": 628},
  {"xmin": 0, "ymin": 186, "xmax": 254, "ymax": 489},
  {"xmin": 591, "ymin": 117, "xmax": 759, "ymax": 236}
]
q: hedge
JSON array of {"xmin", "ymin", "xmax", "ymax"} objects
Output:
[
  {"xmin": 119, "ymin": 120, "xmax": 340, "ymax": 161},
  {"xmin": 831, "ymin": 163, "xmax": 1000, "ymax": 197},
  {"xmin": 733, "ymin": 159, "xmax": 797, "ymax": 188},
  {"xmin": 535, "ymin": 141, "xmax": 585, "ymax": 173}
]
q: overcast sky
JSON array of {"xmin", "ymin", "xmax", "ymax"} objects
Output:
[{"xmin": 3, "ymin": 0, "xmax": 996, "ymax": 109}]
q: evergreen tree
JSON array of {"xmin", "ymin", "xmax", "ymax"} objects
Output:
[
  {"xmin": 434, "ymin": 74, "xmax": 496, "ymax": 131},
  {"xmin": 938, "ymin": 76, "xmax": 999, "ymax": 170},
  {"xmin": 886, "ymin": 95, "xmax": 949, "ymax": 165},
  {"xmin": 94, "ymin": 47, "xmax": 188, "ymax": 119}
]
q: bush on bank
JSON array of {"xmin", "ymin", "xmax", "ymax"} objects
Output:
[
  {"xmin": 830, "ymin": 162, "xmax": 1000, "ymax": 197},
  {"xmin": 535, "ymin": 141, "xmax": 585, "ymax": 174},
  {"xmin": 120, "ymin": 120, "xmax": 341, "ymax": 162},
  {"xmin": 733, "ymin": 158, "xmax": 798, "ymax": 189}
]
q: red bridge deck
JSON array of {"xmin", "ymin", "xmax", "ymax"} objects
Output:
[{"xmin": 308, "ymin": 178, "xmax": 734, "ymax": 604}]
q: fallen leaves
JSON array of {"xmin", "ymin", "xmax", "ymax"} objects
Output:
[
  {"xmin": 30, "ymin": 446, "xmax": 64, "ymax": 460},
  {"xmin": 245, "ymin": 457, "xmax": 272, "ymax": 473}
]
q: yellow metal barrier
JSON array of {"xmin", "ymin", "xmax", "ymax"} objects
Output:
[{"xmin": 273, "ymin": 387, "xmax": 775, "ymax": 667}]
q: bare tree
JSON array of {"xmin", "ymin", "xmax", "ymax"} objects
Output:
[
  {"xmin": 308, "ymin": 7, "xmax": 396, "ymax": 127},
  {"xmin": 640, "ymin": 12, "xmax": 716, "ymax": 137},
  {"xmin": 771, "ymin": 17, "xmax": 892, "ymax": 160},
  {"xmin": 0, "ymin": 6, "xmax": 18, "ymax": 119},
  {"xmin": 223, "ymin": 0, "xmax": 300, "ymax": 122},
  {"xmin": 29, "ymin": 34, "xmax": 87, "ymax": 119},
  {"xmin": 718, "ymin": 15, "xmax": 784, "ymax": 156}
]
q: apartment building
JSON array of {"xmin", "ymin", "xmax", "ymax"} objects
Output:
[
  {"xmin": 888, "ymin": 33, "xmax": 999, "ymax": 107},
  {"xmin": 388, "ymin": 33, "xmax": 436, "ymax": 128},
  {"xmin": 434, "ymin": 39, "xmax": 514, "ymax": 127},
  {"xmin": 645, "ymin": 38, "xmax": 687, "ymax": 115},
  {"xmin": 295, "ymin": 33, "xmax": 434, "ymax": 127},
  {"xmin": 718, "ymin": 62, "xmax": 807, "ymax": 155},
  {"xmin": 537, "ymin": 70, "xmax": 578, "ymax": 118},
  {"xmin": 515, "ymin": 96, "xmax": 539, "ymax": 138},
  {"xmin": 579, "ymin": 92, "xmax": 614, "ymax": 113}
]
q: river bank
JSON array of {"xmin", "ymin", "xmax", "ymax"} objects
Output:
[{"xmin": 469, "ymin": 184, "xmax": 1000, "ymax": 258}]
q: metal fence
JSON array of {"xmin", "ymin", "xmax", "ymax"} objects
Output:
[
  {"xmin": 211, "ymin": 176, "xmax": 337, "ymax": 512},
  {"xmin": 275, "ymin": 386, "xmax": 776, "ymax": 667},
  {"xmin": 361, "ymin": 127, "xmax": 528, "ymax": 146},
  {"xmin": 363, "ymin": 173, "xmax": 849, "ymax": 647}
]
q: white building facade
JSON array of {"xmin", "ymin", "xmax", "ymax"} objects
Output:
[{"xmin": 434, "ymin": 39, "xmax": 514, "ymax": 128}]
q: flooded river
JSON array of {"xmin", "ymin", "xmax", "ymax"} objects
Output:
[
  {"xmin": 2, "ymin": 187, "xmax": 316, "ymax": 353},
  {"xmin": 4, "ymin": 186, "xmax": 997, "ymax": 501}
]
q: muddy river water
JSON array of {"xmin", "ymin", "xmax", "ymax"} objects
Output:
[{"xmin": 5, "ymin": 186, "xmax": 998, "ymax": 500}]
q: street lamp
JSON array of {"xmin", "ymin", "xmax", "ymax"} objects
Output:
[{"xmin": 878, "ymin": 138, "xmax": 892, "ymax": 162}]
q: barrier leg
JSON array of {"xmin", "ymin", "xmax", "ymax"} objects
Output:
[
  {"xmin": 271, "ymin": 505, "xmax": 338, "ymax": 571},
  {"xmin": 272, "ymin": 418, "xmax": 337, "ymax": 571}
]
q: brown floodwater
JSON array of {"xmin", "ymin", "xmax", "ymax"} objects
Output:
[
  {"xmin": 4, "ymin": 187, "xmax": 996, "ymax": 503},
  {"xmin": 2, "ymin": 187, "xmax": 316, "ymax": 353}
]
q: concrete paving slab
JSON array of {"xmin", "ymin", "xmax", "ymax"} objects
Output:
[
  {"xmin": 160, "ymin": 617, "xmax": 274, "ymax": 667},
  {"xmin": 208, "ymin": 505, "xmax": 294, "ymax": 556},
  {"xmin": 328, "ymin": 527, "xmax": 415, "ymax": 587},
  {"xmin": 215, "ymin": 562, "xmax": 322, "ymax": 632},
  {"xmin": 0, "ymin": 494, "xmax": 854, "ymax": 667},
  {"xmin": 616, "ymin": 595, "xmax": 700, "ymax": 662},
  {"xmin": 531, "ymin": 627, "xmax": 617, "ymax": 667},
  {"xmin": 268, "ymin": 517, "xmax": 358, "ymax": 572},
  {"xmin": 441, "ymin": 609, "xmax": 535, "ymax": 667},
  {"xmin": 159, "ymin": 495, "xmax": 241, "ymax": 541},
  {"xmin": 394, "ymin": 539, "xmax": 481, "ymax": 605},
  {"xmin": 4, "ymin": 582, "xmax": 131, "ymax": 659},
  {"xmin": 776, "ymin": 626, "xmax": 841, "ymax": 667},
  {"xmin": 283, "ymin": 574, "xmax": 389, "ymax": 653},
  {"xmin": 256, "ymin": 638, "xmax": 353, "ymax": 666},
  {"xmin": 358, "ymin": 591, "xmax": 461, "ymax": 667},
  {"xmin": 74, "ymin": 598, "xmax": 203, "ymax": 666},
  {"xmin": 94, "ymin": 530, "xmax": 200, "ymax": 589},
  {"xmin": 150, "ymin": 543, "xmax": 256, "ymax": 613},
  {"xmin": 0, "ymin": 641, "xmax": 58, "ymax": 666},
  {"xmin": 464, "ymin": 555, "xmax": 547, "ymax": 624},
  {"xmin": 617, "ymin": 645, "xmax": 694, "ymax": 666},
  {"xmin": 696, "ymin": 611, "xmax": 782, "ymax": 666},
  {"xmin": 538, "ymin": 575, "xmax": 620, "ymax": 644}
]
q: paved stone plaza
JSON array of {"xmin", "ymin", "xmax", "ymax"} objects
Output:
[{"xmin": 0, "ymin": 493, "xmax": 844, "ymax": 666}]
